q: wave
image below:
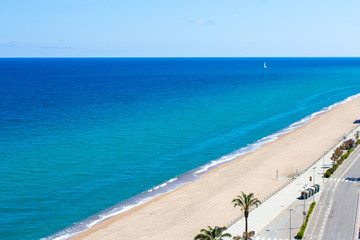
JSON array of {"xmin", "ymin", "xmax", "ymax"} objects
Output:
[
  {"xmin": 194, "ymin": 92, "xmax": 360, "ymax": 175},
  {"xmin": 43, "ymin": 92, "xmax": 360, "ymax": 240}
]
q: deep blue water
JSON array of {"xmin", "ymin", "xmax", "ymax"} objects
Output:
[{"xmin": 0, "ymin": 58, "xmax": 359, "ymax": 240}]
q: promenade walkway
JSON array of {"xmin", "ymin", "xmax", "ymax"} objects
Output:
[{"xmin": 225, "ymin": 124, "xmax": 360, "ymax": 239}]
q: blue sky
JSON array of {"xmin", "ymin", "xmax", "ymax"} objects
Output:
[{"xmin": 1, "ymin": 0, "xmax": 359, "ymax": 57}]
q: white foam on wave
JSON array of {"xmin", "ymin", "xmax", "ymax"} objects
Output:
[
  {"xmin": 78, "ymin": 178, "xmax": 184, "ymax": 233},
  {"xmin": 45, "ymin": 193, "xmax": 165, "ymax": 240},
  {"xmin": 148, "ymin": 177, "xmax": 179, "ymax": 192},
  {"xmin": 102, "ymin": 200, "xmax": 150, "ymax": 219},
  {"xmin": 44, "ymin": 176, "xmax": 184, "ymax": 240},
  {"xmin": 46, "ymin": 93, "xmax": 360, "ymax": 240},
  {"xmin": 41, "ymin": 230, "xmax": 78, "ymax": 240},
  {"xmin": 168, "ymin": 178, "xmax": 178, "ymax": 183},
  {"xmin": 195, "ymin": 93, "xmax": 360, "ymax": 175}
]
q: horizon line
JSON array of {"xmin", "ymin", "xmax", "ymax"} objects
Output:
[{"xmin": 0, "ymin": 56, "xmax": 360, "ymax": 59}]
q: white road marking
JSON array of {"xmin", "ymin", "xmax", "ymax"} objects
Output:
[{"xmin": 353, "ymin": 193, "xmax": 360, "ymax": 240}]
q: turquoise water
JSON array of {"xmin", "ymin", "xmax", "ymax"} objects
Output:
[{"xmin": 0, "ymin": 58, "xmax": 359, "ymax": 239}]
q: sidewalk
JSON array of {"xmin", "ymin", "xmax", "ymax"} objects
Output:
[{"xmin": 225, "ymin": 124, "xmax": 360, "ymax": 239}]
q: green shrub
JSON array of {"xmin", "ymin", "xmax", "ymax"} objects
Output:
[
  {"xmin": 326, "ymin": 139, "xmax": 356, "ymax": 178},
  {"xmin": 324, "ymin": 169, "xmax": 333, "ymax": 178},
  {"xmin": 341, "ymin": 147, "xmax": 354, "ymax": 160},
  {"xmin": 296, "ymin": 202, "xmax": 316, "ymax": 239},
  {"xmin": 309, "ymin": 202, "xmax": 316, "ymax": 211},
  {"xmin": 324, "ymin": 163, "xmax": 340, "ymax": 178},
  {"xmin": 333, "ymin": 164, "xmax": 339, "ymax": 170},
  {"xmin": 342, "ymin": 152, "xmax": 349, "ymax": 160},
  {"xmin": 341, "ymin": 148, "xmax": 354, "ymax": 160},
  {"xmin": 296, "ymin": 229, "xmax": 304, "ymax": 239}
]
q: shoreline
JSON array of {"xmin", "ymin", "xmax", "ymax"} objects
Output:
[{"xmin": 61, "ymin": 94, "xmax": 360, "ymax": 240}]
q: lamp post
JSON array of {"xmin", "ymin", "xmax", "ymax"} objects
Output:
[
  {"xmin": 323, "ymin": 156, "xmax": 325, "ymax": 183},
  {"xmin": 290, "ymin": 208, "xmax": 294, "ymax": 239},
  {"xmin": 313, "ymin": 167, "xmax": 316, "ymax": 202},
  {"xmin": 303, "ymin": 185, "xmax": 307, "ymax": 224},
  {"xmin": 313, "ymin": 167, "xmax": 316, "ymax": 185}
]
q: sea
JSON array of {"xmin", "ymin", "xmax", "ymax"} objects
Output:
[{"xmin": 0, "ymin": 58, "xmax": 359, "ymax": 240}]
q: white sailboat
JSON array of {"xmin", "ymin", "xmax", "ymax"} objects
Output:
[{"xmin": 264, "ymin": 62, "xmax": 268, "ymax": 69}]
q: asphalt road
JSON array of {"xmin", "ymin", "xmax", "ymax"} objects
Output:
[
  {"xmin": 254, "ymin": 146, "xmax": 360, "ymax": 240},
  {"xmin": 305, "ymin": 146, "xmax": 360, "ymax": 240}
]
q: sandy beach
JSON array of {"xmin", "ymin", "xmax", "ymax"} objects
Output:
[{"xmin": 71, "ymin": 96, "xmax": 360, "ymax": 240}]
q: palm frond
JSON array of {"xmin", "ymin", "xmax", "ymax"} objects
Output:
[{"xmin": 194, "ymin": 225, "xmax": 231, "ymax": 240}]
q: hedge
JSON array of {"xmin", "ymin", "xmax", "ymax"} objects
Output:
[
  {"xmin": 324, "ymin": 165, "xmax": 337, "ymax": 178},
  {"xmin": 324, "ymin": 143, "xmax": 356, "ymax": 178},
  {"xmin": 296, "ymin": 202, "xmax": 316, "ymax": 239}
]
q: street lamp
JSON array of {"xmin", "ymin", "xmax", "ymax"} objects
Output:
[
  {"xmin": 313, "ymin": 167, "xmax": 316, "ymax": 202},
  {"xmin": 313, "ymin": 167, "xmax": 316, "ymax": 185},
  {"xmin": 303, "ymin": 185, "xmax": 307, "ymax": 224},
  {"xmin": 289, "ymin": 208, "xmax": 294, "ymax": 239},
  {"xmin": 322, "ymin": 156, "xmax": 325, "ymax": 183}
]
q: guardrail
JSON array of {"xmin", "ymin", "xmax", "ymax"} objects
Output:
[{"xmin": 226, "ymin": 179, "xmax": 292, "ymax": 228}]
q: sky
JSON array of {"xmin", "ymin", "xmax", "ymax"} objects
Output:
[{"xmin": 0, "ymin": 0, "xmax": 360, "ymax": 57}]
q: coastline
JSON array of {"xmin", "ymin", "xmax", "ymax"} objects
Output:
[{"xmin": 68, "ymin": 94, "xmax": 360, "ymax": 240}]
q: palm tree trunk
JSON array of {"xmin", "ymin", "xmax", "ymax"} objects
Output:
[
  {"xmin": 245, "ymin": 217, "xmax": 247, "ymax": 240},
  {"xmin": 245, "ymin": 211, "xmax": 249, "ymax": 240}
]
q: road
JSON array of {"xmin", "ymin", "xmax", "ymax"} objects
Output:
[
  {"xmin": 253, "ymin": 145, "xmax": 360, "ymax": 240},
  {"xmin": 305, "ymin": 146, "xmax": 360, "ymax": 240},
  {"xmin": 224, "ymin": 126, "xmax": 360, "ymax": 240}
]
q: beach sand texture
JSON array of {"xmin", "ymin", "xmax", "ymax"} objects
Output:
[{"xmin": 72, "ymin": 96, "xmax": 360, "ymax": 240}]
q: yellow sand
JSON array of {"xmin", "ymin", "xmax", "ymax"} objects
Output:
[{"xmin": 72, "ymin": 96, "xmax": 360, "ymax": 240}]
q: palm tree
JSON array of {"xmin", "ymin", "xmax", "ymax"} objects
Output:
[
  {"xmin": 194, "ymin": 226, "xmax": 232, "ymax": 240},
  {"xmin": 232, "ymin": 192, "xmax": 261, "ymax": 240},
  {"xmin": 232, "ymin": 231, "xmax": 255, "ymax": 240}
]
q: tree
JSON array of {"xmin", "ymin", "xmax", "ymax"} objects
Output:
[
  {"xmin": 232, "ymin": 231, "xmax": 255, "ymax": 240},
  {"xmin": 194, "ymin": 226, "xmax": 232, "ymax": 240},
  {"xmin": 232, "ymin": 192, "xmax": 261, "ymax": 240},
  {"xmin": 343, "ymin": 139, "xmax": 355, "ymax": 150}
]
